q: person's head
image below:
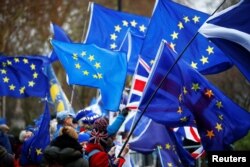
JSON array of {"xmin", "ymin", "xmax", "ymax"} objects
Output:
[
  {"xmin": 56, "ymin": 111, "xmax": 75, "ymax": 127},
  {"xmin": 0, "ymin": 118, "xmax": 9, "ymax": 133},
  {"xmin": 78, "ymin": 132, "xmax": 90, "ymax": 149},
  {"xmin": 59, "ymin": 126, "xmax": 78, "ymax": 140},
  {"xmin": 19, "ymin": 130, "xmax": 33, "ymax": 142}
]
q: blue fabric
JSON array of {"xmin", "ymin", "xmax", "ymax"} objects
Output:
[
  {"xmin": 84, "ymin": 2, "xmax": 149, "ymax": 74},
  {"xmin": 21, "ymin": 102, "xmax": 51, "ymax": 164},
  {"xmin": 51, "ymin": 39, "xmax": 127, "ymax": 111},
  {"xmin": 139, "ymin": 41, "xmax": 250, "ymax": 150},
  {"xmin": 50, "ymin": 23, "xmax": 72, "ymax": 62},
  {"xmin": 0, "ymin": 55, "xmax": 49, "ymax": 97},
  {"xmin": 199, "ymin": 0, "xmax": 250, "ymax": 81},
  {"xmin": 46, "ymin": 64, "xmax": 75, "ymax": 113},
  {"xmin": 107, "ymin": 114, "xmax": 125, "ymax": 136},
  {"xmin": 0, "ymin": 131, "xmax": 12, "ymax": 154},
  {"xmin": 129, "ymin": 119, "xmax": 195, "ymax": 167},
  {"xmin": 139, "ymin": 0, "xmax": 232, "ymax": 75}
]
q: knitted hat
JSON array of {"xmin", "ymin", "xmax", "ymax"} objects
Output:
[
  {"xmin": 76, "ymin": 109, "xmax": 101, "ymax": 124},
  {"xmin": 78, "ymin": 132, "xmax": 90, "ymax": 143},
  {"xmin": 0, "ymin": 118, "xmax": 9, "ymax": 131},
  {"xmin": 89, "ymin": 117, "xmax": 109, "ymax": 144}
]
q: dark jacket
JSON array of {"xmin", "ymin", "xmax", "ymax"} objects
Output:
[{"xmin": 42, "ymin": 134, "xmax": 88, "ymax": 167}]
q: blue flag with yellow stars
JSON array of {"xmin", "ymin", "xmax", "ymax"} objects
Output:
[
  {"xmin": 140, "ymin": 0, "xmax": 232, "ymax": 75},
  {"xmin": 199, "ymin": 0, "xmax": 250, "ymax": 81},
  {"xmin": 129, "ymin": 118, "xmax": 195, "ymax": 167},
  {"xmin": 49, "ymin": 23, "xmax": 72, "ymax": 63},
  {"xmin": 139, "ymin": 40, "xmax": 250, "ymax": 151},
  {"xmin": 0, "ymin": 55, "xmax": 49, "ymax": 97},
  {"xmin": 84, "ymin": 2, "xmax": 149, "ymax": 74},
  {"xmin": 46, "ymin": 64, "xmax": 75, "ymax": 113},
  {"xmin": 51, "ymin": 39, "xmax": 127, "ymax": 111},
  {"xmin": 20, "ymin": 101, "xmax": 50, "ymax": 165}
]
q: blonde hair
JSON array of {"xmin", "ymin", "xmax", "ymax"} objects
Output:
[{"xmin": 59, "ymin": 126, "xmax": 78, "ymax": 140}]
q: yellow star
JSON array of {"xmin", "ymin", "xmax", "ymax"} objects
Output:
[
  {"xmin": 177, "ymin": 21, "xmax": 184, "ymax": 30},
  {"xmin": 191, "ymin": 61, "xmax": 198, "ymax": 69},
  {"xmin": 215, "ymin": 123, "xmax": 223, "ymax": 132},
  {"xmin": 218, "ymin": 114, "xmax": 223, "ymax": 120},
  {"xmin": 183, "ymin": 87, "xmax": 188, "ymax": 94},
  {"xmin": 200, "ymin": 56, "xmax": 209, "ymax": 64},
  {"xmin": 33, "ymin": 72, "xmax": 38, "ymax": 79},
  {"xmin": 206, "ymin": 130, "xmax": 215, "ymax": 139},
  {"xmin": 28, "ymin": 81, "xmax": 35, "ymax": 87},
  {"xmin": 191, "ymin": 83, "xmax": 200, "ymax": 91},
  {"xmin": 30, "ymin": 63, "xmax": 36, "ymax": 70},
  {"xmin": 93, "ymin": 74, "xmax": 98, "ymax": 79},
  {"xmin": 72, "ymin": 53, "xmax": 78, "ymax": 60},
  {"xmin": 36, "ymin": 148, "xmax": 42, "ymax": 155},
  {"xmin": 150, "ymin": 59, "xmax": 155, "ymax": 65},
  {"xmin": 1, "ymin": 69, "xmax": 7, "ymax": 74},
  {"xmin": 177, "ymin": 106, "xmax": 182, "ymax": 114},
  {"xmin": 110, "ymin": 33, "xmax": 117, "ymax": 41},
  {"xmin": 192, "ymin": 15, "xmax": 200, "ymax": 23},
  {"xmin": 170, "ymin": 31, "xmax": 179, "ymax": 40},
  {"xmin": 166, "ymin": 143, "xmax": 171, "ymax": 150},
  {"xmin": 3, "ymin": 77, "xmax": 9, "ymax": 83},
  {"xmin": 206, "ymin": 46, "xmax": 214, "ymax": 55},
  {"xmin": 14, "ymin": 58, "xmax": 20, "ymax": 63},
  {"xmin": 122, "ymin": 20, "xmax": 129, "ymax": 27},
  {"xmin": 94, "ymin": 62, "xmax": 101, "ymax": 69},
  {"xmin": 81, "ymin": 51, "xmax": 87, "ymax": 57},
  {"xmin": 23, "ymin": 58, "xmax": 29, "ymax": 64},
  {"xmin": 75, "ymin": 63, "xmax": 81, "ymax": 69},
  {"xmin": 9, "ymin": 84, "xmax": 15, "ymax": 90},
  {"xmin": 205, "ymin": 89, "xmax": 214, "ymax": 98},
  {"xmin": 130, "ymin": 20, "xmax": 137, "ymax": 27},
  {"xmin": 169, "ymin": 42, "xmax": 176, "ymax": 51},
  {"xmin": 88, "ymin": 55, "xmax": 95, "ymax": 61},
  {"xmin": 180, "ymin": 117, "xmax": 187, "ymax": 122},
  {"xmin": 139, "ymin": 24, "xmax": 147, "ymax": 32},
  {"xmin": 19, "ymin": 86, "xmax": 25, "ymax": 94},
  {"xmin": 183, "ymin": 16, "xmax": 190, "ymax": 23},
  {"xmin": 110, "ymin": 43, "xmax": 117, "ymax": 49},
  {"xmin": 7, "ymin": 60, "xmax": 12, "ymax": 65},
  {"xmin": 114, "ymin": 25, "xmax": 122, "ymax": 32},
  {"xmin": 97, "ymin": 73, "xmax": 103, "ymax": 79},
  {"xmin": 167, "ymin": 162, "xmax": 173, "ymax": 167},
  {"xmin": 2, "ymin": 62, "xmax": 6, "ymax": 67},
  {"xmin": 82, "ymin": 70, "xmax": 89, "ymax": 76},
  {"xmin": 216, "ymin": 101, "xmax": 223, "ymax": 109}
]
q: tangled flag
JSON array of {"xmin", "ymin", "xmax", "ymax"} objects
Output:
[
  {"xmin": 139, "ymin": 40, "xmax": 250, "ymax": 150},
  {"xmin": 84, "ymin": 2, "xmax": 149, "ymax": 74},
  {"xmin": 199, "ymin": 0, "xmax": 250, "ymax": 81},
  {"xmin": 0, "ymin": 55, "xmax": 49, "ymax": 97},
  {"xmin": 51, "ymin": 39, "xmax": 127, "ymax": 111}
]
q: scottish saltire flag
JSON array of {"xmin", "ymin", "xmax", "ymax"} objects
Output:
[
  {"xmin": 139, "ymin": 41, "xmax": 250, "ymax": 150},
  {"xmin": 51, "ymin": 39, "xmax": 127, "ymax": 111},
  {"xmin": 129, "ymin": 119, "xmax": 195, "ymax": 167},
  {"xmin": 0, "ymin": 55, "xmax": 49, "ymax": 97},
  {"xmin": 49, "ymin": 23, "xmax": 72, "ymax": 62},
  {"xmin": 46, "ymin": 64, "xmax": 75, "ymax": 113},
  {"xmin": 22, "ymin": 102, "xmax": 50, "ymax": 164},
  {"xmin": 199, "ymin": 0, "xmax": 250, "ymax": 81},
  {"xmin": 84, "ymin": 2, "xmax": 149, "ymax": 73},
  {"xmin": 139, "ymin": 0, "xmax": 232, "ymax": 74},
  {"xmin": 127, "ymin": 57, "xmax": 150, "ymax": 109}
]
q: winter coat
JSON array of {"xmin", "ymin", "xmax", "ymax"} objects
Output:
[{"xmin": 43, "ymin": 134, "xmax": 88, "ymax": 167}]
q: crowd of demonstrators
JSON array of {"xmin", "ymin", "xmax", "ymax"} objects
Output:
[{"xmin": 0, "ymin": 106, "xmax": 132, "ymax": 167}]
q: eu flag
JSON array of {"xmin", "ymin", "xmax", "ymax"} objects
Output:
[
  {"xmin": 51, "ymin": 39, "xmax": 127, "ymax": 111},
  {"xmin": 139, "ymin": 41, "xmax": 250, "ymax": 150},
  {"xmin": 46, "ymin": 64, "xmax": 75, "ymax": 113},
  {"xmin": 199, "ymin": 0, "xmax": 250, "ymax": 81},
  {"xmin": 84, "ymin": 2, "xmax": 149, "ymax": 73},
  {"xmin": 21, "ymin": 101, "xmax": 50, "ymax": 164},
  {"xmin": 129, "ymin": 118, "xmax": 195, "ymax": 167},
  {"xmin": 0, "ymin": 55, "xmax": 49, "ymax": 97},
  {"xmin": 140, "ymin": 0, "xmax": 232, "ymax": 74},
  {"xmin": 49, "ymin": 23, "xmax": 72, "ymax": 62}
]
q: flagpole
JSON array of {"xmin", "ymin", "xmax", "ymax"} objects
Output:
[{"xmin": 117, "ymin": 0, "xmax": 226, "ymax": 158}]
